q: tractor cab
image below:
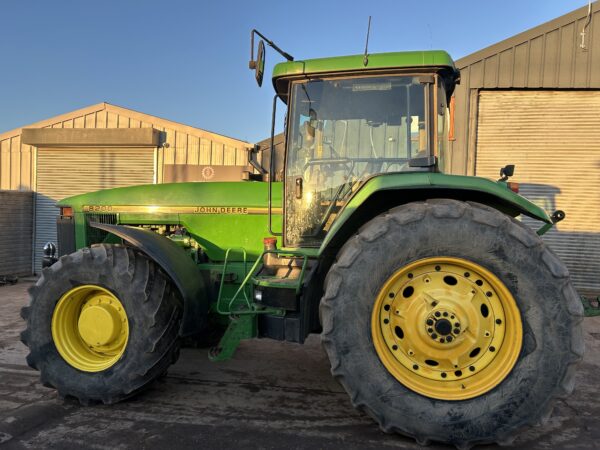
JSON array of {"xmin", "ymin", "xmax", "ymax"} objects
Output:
[{"xmin": 264, "ymin": 50, "xmax": 459, "ymax": 247}]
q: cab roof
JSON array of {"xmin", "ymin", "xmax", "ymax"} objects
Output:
[{"xmin": 272, "ymin": 50, "xmax": 457, "ymax": 96}]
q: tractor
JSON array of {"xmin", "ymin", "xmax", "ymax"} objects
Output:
[{"xmin": 21, "ymin": 31, "xmax": 583, "ymax": 448}]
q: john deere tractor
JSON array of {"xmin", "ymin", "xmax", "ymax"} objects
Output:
[{"xmin": 21, "ymin": 31, "xmax": 583, "ymax": 448}]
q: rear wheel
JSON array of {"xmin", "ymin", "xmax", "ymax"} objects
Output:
[
  {"xmin": 21, "ymin": 244, "xmax": 183, "ymax": 404},
  {"xmin": 320, "ymin": 200, "xmax": 583, "ymax": 447}
]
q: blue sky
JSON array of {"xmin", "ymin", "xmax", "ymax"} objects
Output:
[{"xmin": 0, "ymin": 0, "xmax": 589, "ymax": 143}]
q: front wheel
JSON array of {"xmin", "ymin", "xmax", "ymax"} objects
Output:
[
  {"xmin": 21, "ymin": 244, "xmax": 183, "ymax": 404},
  {"xmin": 320, "ymin": 200, "xmax": 584, "ymax": 448}
]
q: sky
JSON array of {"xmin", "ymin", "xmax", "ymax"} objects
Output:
[{"xmin": 0, "ymin": 0, "xmax": 590, "ymax": 143}]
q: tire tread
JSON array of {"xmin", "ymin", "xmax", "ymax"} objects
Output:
[{"xmin": 21, "ymin": 244, "xmax": 183, "ymax": 405}]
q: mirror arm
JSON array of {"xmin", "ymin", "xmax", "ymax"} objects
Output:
[
  {"xmin": 248, "ymin": 144, "xmax": 267, "ymax": 176},
  {"xmin": 250, "ymin": 29, "xmax": 294, "ymax": 64}
]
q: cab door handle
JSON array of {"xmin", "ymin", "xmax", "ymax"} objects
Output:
[{"xmin": 295, "ymin": 177, "xmax": 303, "ymax": 199}]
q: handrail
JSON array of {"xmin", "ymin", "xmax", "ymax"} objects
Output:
[
  {"xmin": 216, "ymin": 248, "xmax": 249, "ymax": 314},
  {"xmin": 217, "ymin": 248, "xmax": 308, "ymax": 315}
]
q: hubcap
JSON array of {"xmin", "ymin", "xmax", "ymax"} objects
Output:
[
  {"xmin": 52, "ymin": 285, "xmax": 129, "ymax": 372},
  {"xmin": 434, "ymin": 318, "xmax": 452, "ymax": 336},
  {"xmin": 371, "ymin": 257, "xmax": 522, "ymax": 401}
]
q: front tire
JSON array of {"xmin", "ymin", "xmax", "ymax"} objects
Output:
[
  {"xmin": 21, "ymin": 244, "xmax": 183, "ymax": 404},
  {"xmin": 320, "ymin": 200, "xmax": 584, "ymax": 447}
]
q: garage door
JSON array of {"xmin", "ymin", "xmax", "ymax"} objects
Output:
[
  {"xmin": 475, "ymin": 90, "xmax": 600, "ymax": 295},
  {"xmin": 35, "ymin": 147, "xmax": 155, "ymax": 273}
]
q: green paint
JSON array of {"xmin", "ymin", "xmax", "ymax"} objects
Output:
[
  {"xmin": 319, "ymin": 172, "xmax": 553, "ymax": 253},
  {"xmin": 216, "ymin": 247, "xmax": 253, "ymax": 314},
  {"xmin": 536, "ymin": 222, "xmax": 554, "ymax": 236},
  {"xmin": 61, "ymin": 172, "xmax": 550, "ymax": 261},
  {"xmin": 216, "ymin": 247, "xmax": 302, "ymax": 314},
  {"xmin": 272, "ymin": 50, "xmax": 457, "ymax": 99},
  {"xmin": 58, "ymin": 181, "xmax": 282, "ymax": 209},
  {"xmin": 208, "ymin": 314, "xmax": 257, "ymax": 362},
  {"xmin": 272, "ymin": 51, "xmax": 456, "ymax": 80},
  {"xmin": 74, "ymin": 213, "xmax": 87, "ymax": 249},
  {"xmin": 63, "ymin": 181, "xmax": 284, "ymax": 260},
  {"xmin": 582, "ymin": 296, "xmax": 600, "ymax": 317}
]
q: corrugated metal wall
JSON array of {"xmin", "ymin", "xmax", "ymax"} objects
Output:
[
  {"xmin": 34, "ymin": 147, "xmax": 155, "ymax": 274},
  {"xmin": 0, "ymin": 135, "xmax": 32, "ymax": 191},
  {"xmin": 475, "ymin": 90, "xmax": 600, "ymax": 294},
  {"xmin": 451, "ymin": 3, "xmax": 600, "ymax": 175},
  {"xmin": 0, "ymin": 103, "xmax": 252, "ymax": 191},
  {"xmin": 447, "ymin": 3, "xmax": 600, "ymax": 295},
  {"xmin": 0, "ymin": 191, "xmax": 33, "ymax": 276}
]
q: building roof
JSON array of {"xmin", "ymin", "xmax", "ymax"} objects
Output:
[
  {"xmin": 0, "ymin": 102, "xmax": 249, "ymax": 148},
  {"xmin": 456, "ymin": 2, "xmax": 600, "ymax": 69}
]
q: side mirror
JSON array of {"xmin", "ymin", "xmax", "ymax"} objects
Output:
[
  {"xmin": 249, "ymin": 40, "xmax": 266, "ymax": 87},
  {"xmin": 249, "ymin": 29, "xmax": 293, "ymax": 88},
  {"xmin": 499, "ymin": 164, "xmax": 515, "ymax": 181}
]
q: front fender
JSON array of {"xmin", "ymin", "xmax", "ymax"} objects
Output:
[
  {"xmin": 319, "ymin": 172, "xmax": 552, "ymax": 253},
  {"xmin": 90, "ymin": 223, "xmax": 208, "ymax": 337}
]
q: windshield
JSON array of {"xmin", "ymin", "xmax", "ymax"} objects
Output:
[{"xmin": 285, "ymin": 75, "xmax": 432, "ymax": 246}]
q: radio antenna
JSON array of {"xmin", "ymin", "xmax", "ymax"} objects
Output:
[{"xmin": 363, "ymin": 16, "xmax": 372, "ymax": 67}]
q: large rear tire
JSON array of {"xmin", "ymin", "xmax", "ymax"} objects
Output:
[
  {"xmin": 21, "ymin": 244, "xmax": 183, "ymax": 404},
  {"xmin": 320, "ymin": 200, "xmax": 584, "ymax": 448}
]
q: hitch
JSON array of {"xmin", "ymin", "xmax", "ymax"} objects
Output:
[{"xmin": 209, "ymin": 315, "xmax": 256, "ymax": 362}]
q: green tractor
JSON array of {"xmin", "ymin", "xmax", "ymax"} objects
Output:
[{"xmin": 21, "ymin": 31, "xmax": 583, "ymax": 447}]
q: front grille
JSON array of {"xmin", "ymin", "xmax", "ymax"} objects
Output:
[{"xmin": 85, "ymin": 213, "xmax": 117, "ymax": 246}]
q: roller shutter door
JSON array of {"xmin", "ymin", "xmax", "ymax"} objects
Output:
[
  {"xmin": 35, "ymin": 147, "xmax": 155, "ymax": 273},
  {"xmin": 475, "ymin": 90, "xmax": 600, "ymax": 295}
]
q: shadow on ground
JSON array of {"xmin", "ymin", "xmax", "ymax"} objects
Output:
[{"xmin": 1, "ymin": 281, "xmax": 599, "ymax": 449}]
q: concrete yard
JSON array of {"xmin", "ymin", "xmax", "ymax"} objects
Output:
[{"xmin": 1, "ymin": 280, "xmax": 599, "ymax": 449}]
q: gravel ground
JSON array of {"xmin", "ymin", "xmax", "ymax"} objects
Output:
[{"xmin": 1, "ymin": 280, "xmax": 599, "ymax": 449}]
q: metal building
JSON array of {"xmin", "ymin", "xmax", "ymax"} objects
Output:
[
  {"xmin": 0, "ymin": 191, "xmax": 33, "ymax": 276},
  {"xmin": 449, "ymin": 3, "xmax": 600, "ymax": 295},
  {"xmin": 0, "ymin": 102, "xmax": 251, "ymax": 273}
]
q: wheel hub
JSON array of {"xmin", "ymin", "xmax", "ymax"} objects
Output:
[
  {"xmin": 78, "ymin": 303, "xmax": 122, "ymax": 347},
  {"xmin": 52, "ymin": 285, "xmax": 129, "ymax": 372},
  {"xmin": 371, "ymin": 257, "xmax": 522, "ymax": 401},
  {"xmin": 425, "ymin": 309, "xmax": 462, "ymax": 343},
  {"xmin": 434, "ymin": 318, "xmax": 452, "ymax": 336}
]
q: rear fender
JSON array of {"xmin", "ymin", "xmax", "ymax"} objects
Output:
[
  {"xmin": 319, "ymin": 172, "xmax": 552, "ymax": 254},
  {"xmin": 90, "ymin": 223, "xmax": 208, "ymax": 337}
]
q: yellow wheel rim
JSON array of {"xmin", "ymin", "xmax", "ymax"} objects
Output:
[
  {"xmin": 371, "ymin": 257, "xmax": 522, "ymax": 401},
  {"xmin": 51, "ymin": 285, "xmax": 129, "ymax": 372}
]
